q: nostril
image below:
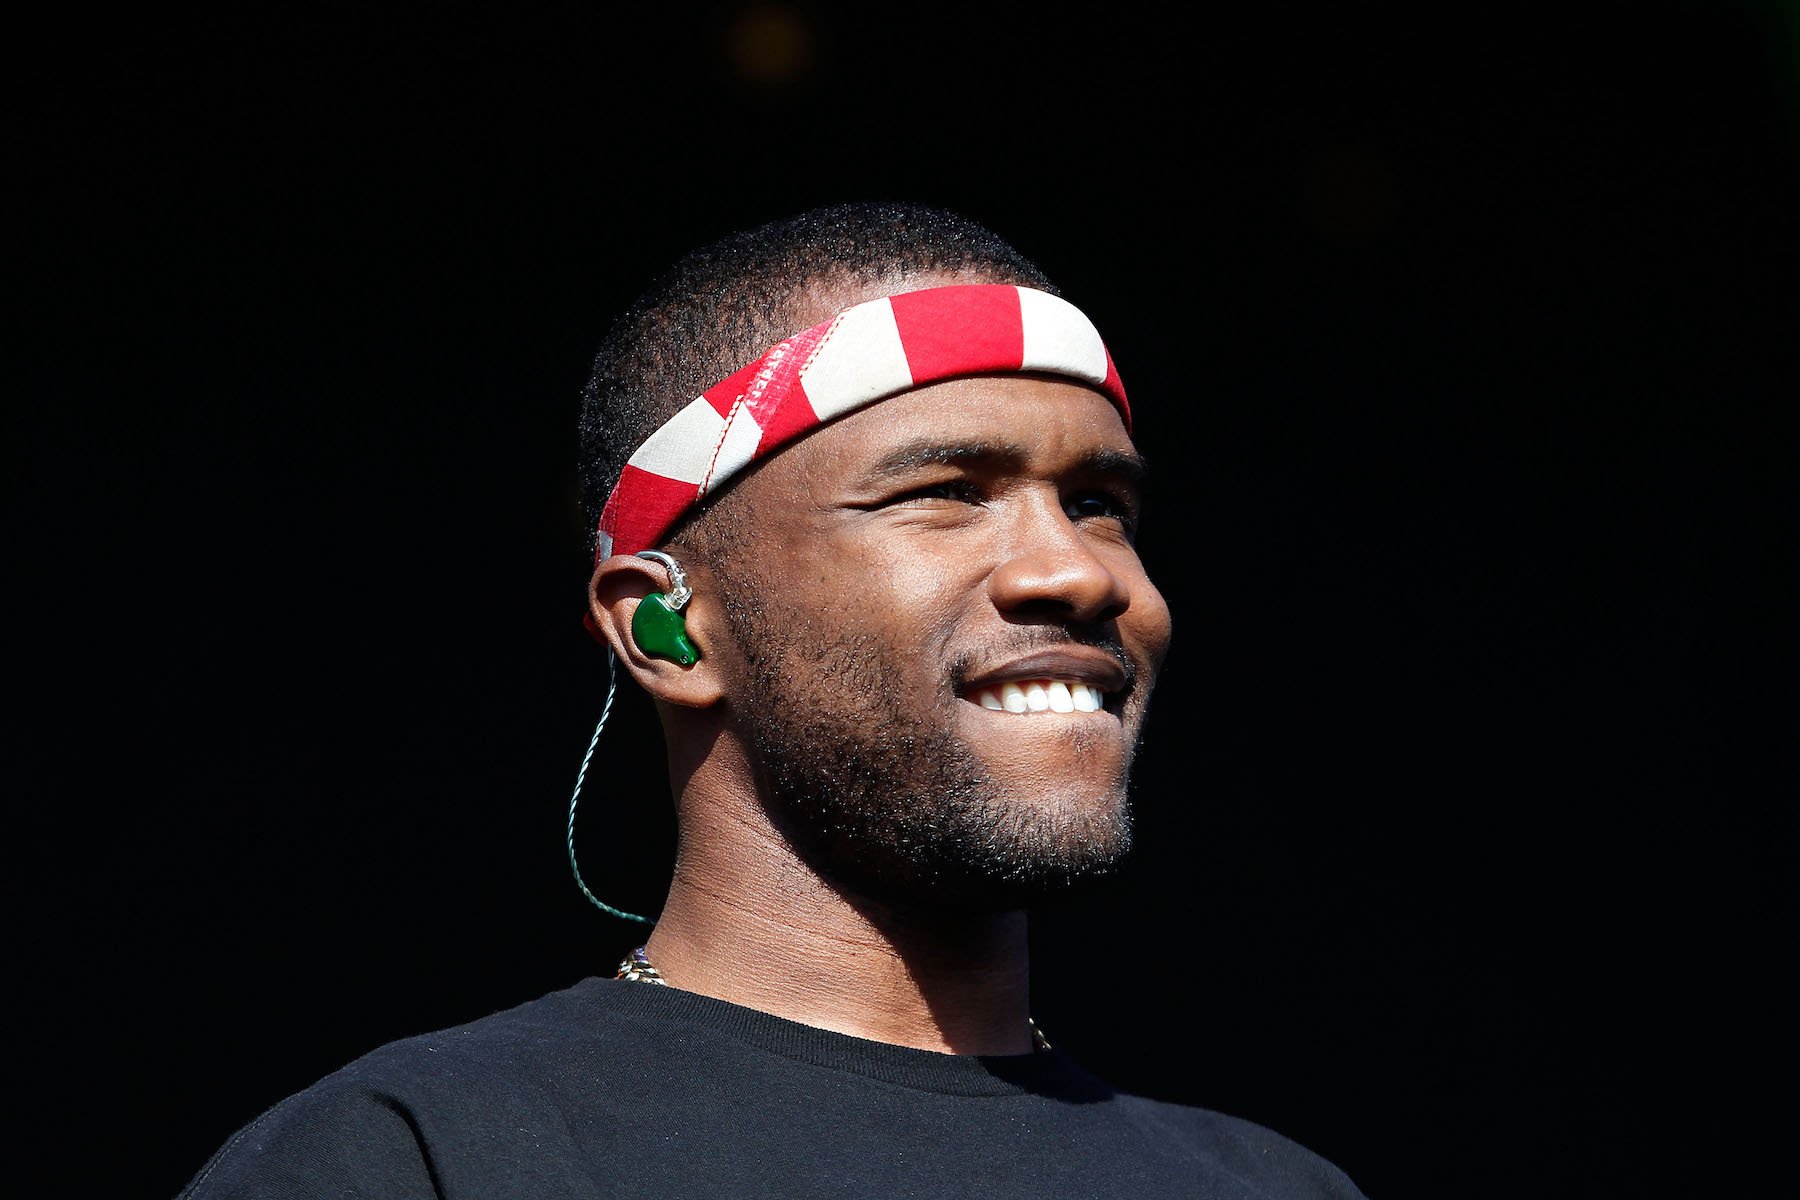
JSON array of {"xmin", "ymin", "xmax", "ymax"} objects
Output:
[{"xmin": 1004, "ymin": 594, "xmax": 1126, "ymax": 626}]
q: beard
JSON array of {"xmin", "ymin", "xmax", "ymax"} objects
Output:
[{"xmin": 713, "ymin": 574, "xmax": 1139, "ymax": 911}]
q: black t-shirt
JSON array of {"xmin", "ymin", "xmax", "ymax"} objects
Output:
[{"xmin": 181, "ymin": 977, "xmax": 1367, "ymax": 1199}]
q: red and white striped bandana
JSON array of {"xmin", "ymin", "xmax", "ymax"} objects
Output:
[{"xmin": 595, "ymin": 282, "xmax": 1129, "ymax": 561}]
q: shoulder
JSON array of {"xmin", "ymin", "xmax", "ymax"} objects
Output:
[
  {"xmin": 264, "ymin": 976, "xmax": 634, "ymax": 1102},
  {"xmin": 180, "ymin": 978, "xmax": 636, "ymax": 1199},
  {"xmin": 180, "ymin": 1068, "xmax": 436, "ymax": 1199},
  {"xmin": 1108, "ymin": 1089, "xmax": 1370, "ymax": 1200}
]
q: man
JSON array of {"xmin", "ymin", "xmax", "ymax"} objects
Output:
[{"xmin": 181, "ymin": 202, "xmax": 1367, "ymax": 1198}]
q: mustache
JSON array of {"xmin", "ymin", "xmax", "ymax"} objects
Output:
[{"xmin": 947, "ymin": 626, "xmax": 1137, "ymax": 693}]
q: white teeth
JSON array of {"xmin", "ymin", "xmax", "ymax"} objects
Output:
[{"xmin": 972, "ymin": 679, "xmax": 1107, "ymax": 715}]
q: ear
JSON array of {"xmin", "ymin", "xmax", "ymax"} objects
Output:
[{"xmin": 588, "ymin": 553, "xmax": 728, "ymax": 708}]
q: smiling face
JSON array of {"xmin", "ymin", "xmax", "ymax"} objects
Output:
[{"xmin": 697, "ymin": 370, "xmax": 1172, "ymax": 910}]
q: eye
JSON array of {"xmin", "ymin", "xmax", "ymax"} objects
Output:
[
  {"xmin": 1066, "ymin": 490, "xmax": 1138, "ymax": 527},
  {"xmin": 888, "ymin": 479, "xmax": 982, "ymax": 506}
]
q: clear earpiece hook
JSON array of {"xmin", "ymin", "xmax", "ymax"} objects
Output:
[{"xmin": 635, "ymin": 550, "xmax": 691, "ymax": 610}]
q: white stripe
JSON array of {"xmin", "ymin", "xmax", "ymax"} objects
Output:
[
  {"xmin": 626, "ymin": 397, "xmax": 726, "ymax": 484},
  {"xmin": 798, "ymin": 301, "xmax": 914, "ymax": 420},
  {"xmin": 697, "ymin": 402, "xmax": 765, "ymax": 496},
  {"xmin": 1018, "ymin": 287, "xmax": 1109, "ymax": 384}
]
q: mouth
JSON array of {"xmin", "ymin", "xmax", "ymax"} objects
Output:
[
  {"xmin": 966, "ymin": 678, "xmax": 1109, "ymax": 714},
  {"xmin": 956, "ymin": 648, "xmax": 1130, "ymax": 718}
]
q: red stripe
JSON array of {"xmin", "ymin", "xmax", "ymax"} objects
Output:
[
  {"xmin": 1102, "ymin": 349, "xmax": 1130, "ymax": 427},
  {"xmin": 743, "ymin": 323, "xmax": 829, "ymax": 454},
  {"xmin": 754, "ymin": 379, "xmax": 819, "ymax": 455},
  {"xmin": 890, "ymin": 285, "xmax": 1024, "ymax": 383},
  {"xmin": 702, "ymin": 359, "xmax": 765, "ymax": 418},
  {"xmin": 602, "ymin": 464, "xmax": 702, "ymax": 557}
]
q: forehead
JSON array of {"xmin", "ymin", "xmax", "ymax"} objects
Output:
[{"xmin": 760, "ymin": 373, "xmax": 1136, "ymax": 488}]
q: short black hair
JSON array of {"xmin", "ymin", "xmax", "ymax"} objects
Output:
[{"xmin": 576, "ymin": 201, "xmax": 1057, "ymax": 557}]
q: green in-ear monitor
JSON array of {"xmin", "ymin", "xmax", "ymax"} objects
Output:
[{"xmin": 630, "ymin": 550, "xmax": 700, "ymax": 666}]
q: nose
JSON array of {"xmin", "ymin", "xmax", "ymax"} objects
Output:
[{"xmin": 986, "ymin": 493, "xmax": 1133, "ymax": 625}]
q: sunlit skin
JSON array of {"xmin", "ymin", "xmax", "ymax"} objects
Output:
[
  {"xmin": 718, "ymin": 376, "xmax": 1165, "ymax": 887},
  {"xmin": 590, "ymin": 290, "xmax": 1172, "ymax": 1056}
]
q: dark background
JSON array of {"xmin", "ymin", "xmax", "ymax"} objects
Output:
[{"xmin": 10, "ymin": 3, "xmax": 1796, "ymax": 1197}]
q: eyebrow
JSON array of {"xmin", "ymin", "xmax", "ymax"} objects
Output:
[{"xmin": 864, "ymin": 438, "xmax": 1150, "ymax": 485}]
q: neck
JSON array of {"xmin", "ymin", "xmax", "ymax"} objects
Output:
[{"xmin": 642, "ymin": 741, "xmax": 1036, "ymax": 1054}]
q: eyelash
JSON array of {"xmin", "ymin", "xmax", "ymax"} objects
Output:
[
  {"xmin": 1066, "ymin": 491, "xmax": 1138, "ymax": 526},
  {"xmin": 894, "ymin": 480, "xmax": 982, "ymax": 504},
  {"xmin": 889, "ymin": 481, "xmax": 1138, "ymax": 529}
]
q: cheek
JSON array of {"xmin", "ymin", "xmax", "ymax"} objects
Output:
[
  {"xmin": 859, "ymin": 549, "xmax": 973, "ymax": 653},
  {"xmin": 769, "ymin": 544, "xmax": 965, "ymax": 657},
  {"xmin": 1127, "ymin": 574, "xmax": 1174, "ymax": 669}
]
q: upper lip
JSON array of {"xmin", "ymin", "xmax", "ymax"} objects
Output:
[{"xmin": 958, "ymin": 647, "xmax": 1131, "ymax": 697}]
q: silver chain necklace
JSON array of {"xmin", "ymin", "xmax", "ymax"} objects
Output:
[{"xmin": 615, "ymin": 945, "xmax": 1052, "ymax": 1052}]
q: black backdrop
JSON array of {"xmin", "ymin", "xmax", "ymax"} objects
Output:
[{"xmin": 10, "ymin": 4, "xmax": 1796, "ymax": 1197}]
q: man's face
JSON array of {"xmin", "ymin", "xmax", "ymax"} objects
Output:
[{"xmin": 706, "ymin": 372, "xmax": 1172, "ymax": 910}]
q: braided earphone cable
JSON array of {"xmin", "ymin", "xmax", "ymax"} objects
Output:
[{"xmin": 566, "ymin": 648, "xmax": 655, "ymax": 925}]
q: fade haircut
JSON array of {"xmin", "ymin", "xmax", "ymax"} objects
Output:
[{"xmin": 576, "ymin": 201, "xmax": 1058, "ymax": 560}]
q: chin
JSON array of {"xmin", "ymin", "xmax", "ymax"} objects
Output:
[{"xmin": 818, "ymin": 785, "xmax": 1138, "ymax": 914}]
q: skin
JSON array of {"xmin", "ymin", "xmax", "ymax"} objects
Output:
[{"xmin": 589, "ymin": 284, "xmax": 1172, "ymax": 1056}]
